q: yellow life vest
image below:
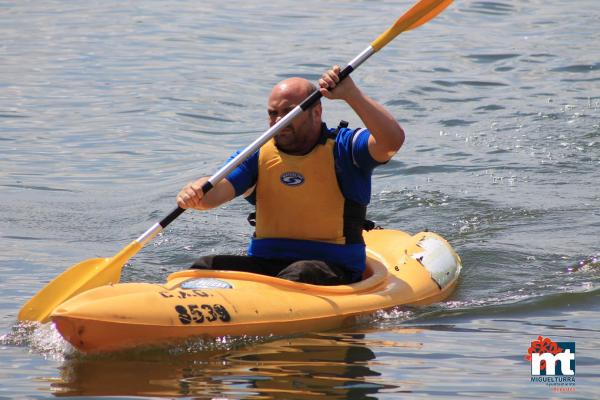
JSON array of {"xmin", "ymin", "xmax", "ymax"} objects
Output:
[{"xmin": 255, "ymin": 136, "xmax": 346, "ymax": 244}]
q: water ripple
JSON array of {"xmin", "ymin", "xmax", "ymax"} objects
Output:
[
  {"xmin": 465, "ymin": 53, "xmax": 520, "ymax": 63},
  {"xmin": 176, "ymin": 112, "xmax": 235, "ymax": 123},
  {"xmin": 550, "ymin": 63, "xmax": 600, "ymax": 73},
  {"xmin": 1, "ymin": 184, "xmax": 77, "ymax": 193},
  {"xmin": 439, "ymin": 118, "xmax": 476, "ymax": 127},
  {"xmin": 0, "ymin": 113, "xmax": 28, "ymax": 118},
  {"xmin": 432, "ymin": 79, "xmax": 508, "ymax": 87},
  {"xmin": 463, "ymin": 1, "xmax": 515, "ymax": 16}
]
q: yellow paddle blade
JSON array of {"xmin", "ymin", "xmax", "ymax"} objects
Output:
[
  {"xmin": 371, "ymin": 0, "xmax": 453, "ymax": 52},
  {"xmin": 18, "ymin": 240, "xmax": 142, "ymax": 323}
]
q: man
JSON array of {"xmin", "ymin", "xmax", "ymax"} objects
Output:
[{"xmin": 176, "ymin": 65, "xmax": 404, "ymax": 285}]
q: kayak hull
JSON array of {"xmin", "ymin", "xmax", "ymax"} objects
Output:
[{"xmin": 51, "ymin": 230, "xmax": 462, "ymax": 353}]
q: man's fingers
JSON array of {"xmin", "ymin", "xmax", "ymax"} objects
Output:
[
  {"xmin": 320, "ymin": 66, "xmax": 342, "ymax": 90},
  {"xmin": 320, "ymin": 76, "xmax": 336, "ymax": 90},
  {"xmin": 319, "ymin": 78, "xmax": 332, "ymax": 90},
  {"xmin": 319, "ymin": 65, "xmax": 347, "ymax": 99},
  {"xmin": 319, "ymin": 87, "xmax": 331, "ymax": 98},
  {"xmin": 177, "ymin": 183, "xmax": 203, "ymax": 209},
  {"xmin": 176, "ymin": 194, "xmax": 189, "ymax": 209},
  {"xmin": 176, "ymin": 190, "xmax": 194, "ymax": 209},
  {"xmin": 331, "ymin": 65, "xmax": 341, "ymax": 82}
]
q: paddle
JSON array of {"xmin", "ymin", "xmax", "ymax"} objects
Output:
[{"xmin": 18, "ymin": 0, "xmax": 453, "ymax": 323}]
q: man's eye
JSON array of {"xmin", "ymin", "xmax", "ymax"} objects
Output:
[{"xmin": 268, "ymin": 108, "xmax": 293, "ymax": 118}]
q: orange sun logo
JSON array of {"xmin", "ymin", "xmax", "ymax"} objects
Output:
[{"xmin": 525, "ymin": 336, "xmax": 563, "ymax": 371}]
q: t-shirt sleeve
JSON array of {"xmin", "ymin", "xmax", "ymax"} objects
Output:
[
  {"xmin": 334, "ymin": 127, "xmax": 383, "ymax": 206},
  {"xmin": 225, "ymin": 150, "xmax": 259, "ymax": 197},
  {"xmin": 349, "ymin": 128, "xmax": 386, "ymax": 173}
]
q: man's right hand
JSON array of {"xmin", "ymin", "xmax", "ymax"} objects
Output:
[
  {"xmin": 176, "ymin": 176, "xmax": 236, "ymax": 211},
  {"xmin": 176, "ymin": 177, "xmax": 209, "ymax": 209}
]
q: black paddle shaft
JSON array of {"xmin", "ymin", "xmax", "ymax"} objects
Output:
[
  {"xmin": 299, "ymin": 65, "xmax": 354, "ymax": 111},
  {"xmin": 158, "ymin": 180, "xmax": 214, "ymax": 228}
]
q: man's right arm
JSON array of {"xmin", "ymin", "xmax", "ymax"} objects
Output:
[
  {"xmin": 176, "ymin": 177, "xmax": 236, "ymax": 210},
  {"xmin": 176, "ymin": 150, "xmax": 259, "ymax": 211}
]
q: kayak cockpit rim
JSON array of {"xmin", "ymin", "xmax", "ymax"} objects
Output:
[{"xmin": 165, "ymin": 253, "xmax": 389, "ymax": 295}]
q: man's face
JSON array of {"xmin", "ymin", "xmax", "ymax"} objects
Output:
[{"xmin": 267, "ymin": 80, "xmax": 321, "ymax": 155}]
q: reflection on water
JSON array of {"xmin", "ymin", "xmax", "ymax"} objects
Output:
[
  {"xmin": 3, "ymin": 293, "xmax": 598, "ymax": 398},
  {"xmin": 51, "ymin": 333, "xmax": 396, "ymax": 398}
]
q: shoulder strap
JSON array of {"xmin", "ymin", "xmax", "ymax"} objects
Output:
[{"xmin": 327, "ymin": 120, "xmax": 349, "ymax": 139}]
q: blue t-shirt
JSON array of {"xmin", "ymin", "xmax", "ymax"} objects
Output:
[{"xmin": 226, "ymin": 123, "xmax": 381, "ymax": 204}]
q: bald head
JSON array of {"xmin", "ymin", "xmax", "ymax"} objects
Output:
[{"xmin": 269, "ymin": 77, "xmax": 317, "ymax": 105}]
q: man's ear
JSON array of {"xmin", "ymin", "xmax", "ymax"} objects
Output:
[{"xmin": 312, "ymin": 103, "xmax": 323, "ymax": 120}]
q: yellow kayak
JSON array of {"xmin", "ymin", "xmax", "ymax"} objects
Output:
[{"xmin": 51, "ymin": 229, "xmax": 462, "ymax": 353}]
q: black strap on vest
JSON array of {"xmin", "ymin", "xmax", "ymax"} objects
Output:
[
  {"xmin": 333, "ymin": 120, "xmax": 349, "ymax": 136},
  {"xmin": 247, "ymin": 212, "xmax": 378, "ymax": 233},
  {"xmin": 338, "ymin": 120, "xmax": 349, "ymax": 128},
  {"xmin": 319, "ymin": 120, "xmax": 349, "ymax": 144},
  {"xmin": 247, "ymin": 212, "xmax": 256, "ymax": 227},
  {"xmin": 363, "ymin": 219, "xmax": 381, "ymax": 231}
]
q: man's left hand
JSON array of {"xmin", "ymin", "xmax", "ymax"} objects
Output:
[{"xmin": 319, "ymin": 65, "xmax": 360, "ymax": 101}]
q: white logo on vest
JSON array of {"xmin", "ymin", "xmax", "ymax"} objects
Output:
[{"xmin": 280, "ymin": 172, "xmax": 304, "ymax": 186}]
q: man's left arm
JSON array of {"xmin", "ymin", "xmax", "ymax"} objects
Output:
[{"xmin": 319, "ymin": 65, "xmax": 405, "ymax": 163}]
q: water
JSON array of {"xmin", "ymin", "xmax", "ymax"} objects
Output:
[{"xmin": 1, "ymin": 0, "xmax": 599, "ymax": 398}]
